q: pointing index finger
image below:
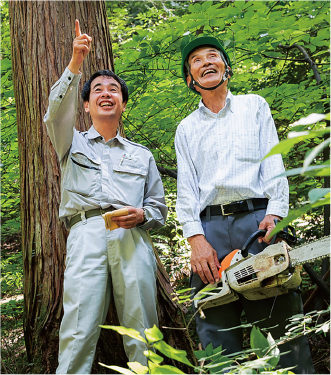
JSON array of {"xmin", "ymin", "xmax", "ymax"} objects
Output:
[{"xmin": 75, "ymin": 19, "xmax": 81, "ymax": 37}]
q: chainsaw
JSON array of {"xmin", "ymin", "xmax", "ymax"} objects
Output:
[{"xmin": 194, "ymin": 226, "xmax": 330, "ymax": 312}]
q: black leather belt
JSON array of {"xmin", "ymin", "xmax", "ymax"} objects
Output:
[
  {"xmin": 69, "ymin": 207, "xmax": 115, "ymax": 229},
  {"xmin": 200, "ymin": 198, "xmax": 268, "ymax": 217}
]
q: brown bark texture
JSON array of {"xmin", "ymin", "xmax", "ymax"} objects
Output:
[{"xmin": 8, "ymin": 1, "xmax": 194, "ymax": 373}]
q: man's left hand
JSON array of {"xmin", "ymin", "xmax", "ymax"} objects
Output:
[
  {"xmin": 258, "ymin": 214, "xmax": 282, "ymax": 244},
  {"xmin": 112, "ymin": 206, "xmax": 145, "ymax": 229}
]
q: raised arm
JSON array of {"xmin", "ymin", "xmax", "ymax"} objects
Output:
[{"xmin": 43, "ymin": 20, "xmax": 92, "ymax": 161}]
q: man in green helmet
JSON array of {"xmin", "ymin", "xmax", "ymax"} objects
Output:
[{"xmin": 175, "ymin": 35, "xmax": 314, "ymax": 373}]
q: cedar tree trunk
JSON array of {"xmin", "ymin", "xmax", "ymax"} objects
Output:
[{"xmin": 9, "ymin": 1, "xmax": 194, "ymax": 373}]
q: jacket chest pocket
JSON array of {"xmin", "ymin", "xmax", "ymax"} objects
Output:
[
  {"xmin": 113, "ymin": 163, "xmax": 147, "ymax": 207},
  {"xmin": 64, "ymin": 152, "xmax": 101, "ymax": 197}
]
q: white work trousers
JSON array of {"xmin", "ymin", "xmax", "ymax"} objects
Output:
[{"xmin": 56, "ymin": 216, "xmax": 158, "ymax": 374}]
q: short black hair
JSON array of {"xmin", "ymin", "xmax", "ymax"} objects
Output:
[{"xmin": 81, "ymin": 70, "xmax": 129, "ymax": 104}]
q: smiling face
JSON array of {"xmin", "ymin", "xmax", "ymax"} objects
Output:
[
  {"xmin": 84, "ymin": 76, "xmax": 126, "ymax": 123},
  {"xmin": 187, "ymin": 46, "xmax": 226, "ymax": 92}
]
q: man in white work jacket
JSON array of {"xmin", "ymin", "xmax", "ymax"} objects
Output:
[
  {"xmin": 175, "ymin": 35, "xmax": 314, "ymax": 373},
  {"xmin": 44, "ymin": 20, "xmax": 167, "ymax": 374}
]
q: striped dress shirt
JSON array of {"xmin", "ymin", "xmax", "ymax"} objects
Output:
[{"xmin": 175, "ymin": 90, "xmax": 289, "ymax": 238}]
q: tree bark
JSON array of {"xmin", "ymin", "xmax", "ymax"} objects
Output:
[{"xmin": 9, "ymin": 1, "xmax": 194, "ymax": 373}]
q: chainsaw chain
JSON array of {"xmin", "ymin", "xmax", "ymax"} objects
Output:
[{"xmin": 289, "ymin": 235, "xmax": 330, "ymax": 266}]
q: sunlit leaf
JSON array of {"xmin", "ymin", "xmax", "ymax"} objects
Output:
[
  {"xmin": 150, "ymin": 365, "xmax": 186, "ymax": 374},
  {"xmin": 128, "ymin": 362, "xmax": 148, "ymax": 374},
  {"xmin": 308, "ymin": 188, "xmax": 330, "ymax": 204},
  {"xmin": 99, "ymin": 363, "xmax": 136, "ymax": 374},
  {"xmin": 144, "ymin": 350, "xmax": 164, "ymax": 365},
  {"xmin": 153, "ymin": 340, "xmax": 193, "ymax": 367},
  {"xmin": 145, "ymin": 325, "xmax": 163, "ymax": 343},
  {"xmin": 302, "ymin": 137, "xmax": 330, "ymax": 173},
  {"xmin": 100, "ymin": 325, "xmax": 146, "ymax": 343}
]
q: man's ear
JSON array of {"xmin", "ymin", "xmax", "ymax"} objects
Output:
[
  {"xmin": 84, "ymin": 101, "xmax": 89, "ymax": 113},
  {"xmin": 186, "ymin": 75, "xmax": 192, "ymax": 87},
  {"xmin": 122, "ymin": 102, "xmax": 127, "ymax": 112}
]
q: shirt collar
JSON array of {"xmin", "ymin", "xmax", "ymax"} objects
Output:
[
  {"xmin": 87, "ymin": 126, "xmax": 126, "ymax": 145},
  {"xmin": 199, "ymin": 89, "xmax": 234, "ymax": 115}
]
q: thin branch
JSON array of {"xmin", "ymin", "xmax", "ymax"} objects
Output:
[
  {"xmin": 278, "ymin": 43, "xmax": 322, "ymax": 84},
  {"xmin": 267, "ymin": 1, "xmax": 280, "ymax": 15},
  {"xmin": 157, "ymin": 165, "xmax": 177, "ymax": 179},
  {"xmin": 304, "ymin": 267, "xmax": 330, "ymax": 311},
  {"xmin": 1, "ymin": 356, "xmax": 8, "ymax": 374},
  {"xmin": 303, "ymin": 263, "xmax": 330, "ymax": 298}
]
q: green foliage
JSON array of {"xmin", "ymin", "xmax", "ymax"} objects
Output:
[
  {"xmin": 1, "ymin": 235, "xmax": 23, "ymax": 300},
  {"xmin": 150, "ymin": 194, "xmax": 190, "ymax": 284},
  {"xmin": 268, "ymin": 113, "xmax": 330, "ymax": 235},
  {"xmin": 1, "ymin": 1, "xmax": 20, "ymax": 242},
  {"xmin": 105, "ymin": 1, "xmax": 330, "ymax": 242},
  {"xmin": 100, "ymin": 307, "xmax": 330, "ymax": 374},
  {"xmin": 100, "ymin": 325, "xmax": 193, "ymax": 374}
]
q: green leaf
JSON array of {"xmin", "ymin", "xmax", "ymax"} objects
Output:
[
  {"xmin": 202, "ymin": 1, "xmax": 213, "ymax": 12},
  {"xmin": 263, "ymin": 128, "xmax": 330, "ymax": 159},
  {"xmin": 205, "ymin": 342, "xmax": 213, "ymax": 356},
  {"xmin": 302, "ymin": 137, "xmax": 330, "ymax": 173},
  {"xmin": 100, "ymin": 325, "xmax": 147, "ymax": 343},
  {"xmin": 153, "ymin": 340, "xmax": 193, "ymax": 367},
  {"xmin": 128, "ymin": 362, "xmax": 148, "ymax": 374},
  {"xmin": 250, "ymin": 326, "xmax": 269, "ymax": 359},
  {"xmin": 150, "ymin": 365, "xmax": 186, "ymax": 374},
  {"xmin": 99, "ymin": 363, "xmax": 136, "ymax": 374},
  {"xmin": 144, "ymin": 350, "xmax": 164, "ymax": 365},
  {"xmin": 188, "ymin": 3, "xmax": 201, "ymax": 13},
  {"xmin": 210, "ymin": 19, "xmax": 225, "ymax": 29},
  {"xmin": 308, "ymin": 188, "xmax": 330, "ymax": 204},
  {"xmin": 270, "ymin": 198, "xmax": 330, "ymax": 236},
  {"xmin": 1, "ymin": 58, "xmax": 12, "ymax": 70},
  {"xmin": 145, "ymin": 325, "xmax": 163, "ymax": 343},
  {"xmin": 277, "ymin": 164, "xmax": 330, "ymax": 177},
  {"xmin": 234, "ymin": 1, "xmax": 247, "ymax": 10},
  {"xmin": 265, "ymin": 332, "xmax": 280, "ymax": 368},
  {"xmin": 175, "ymin": 287, "xmax": 195, "ymax": 294}
]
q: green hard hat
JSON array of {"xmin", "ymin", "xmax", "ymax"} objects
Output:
[{"xmin": 181, "ymin": 35, "xmax": 232, "ymax": 94}]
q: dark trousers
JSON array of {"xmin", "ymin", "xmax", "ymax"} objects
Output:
[{"xmin": 191, "ymin": 209, "xmax": 315, "ymax": 374}]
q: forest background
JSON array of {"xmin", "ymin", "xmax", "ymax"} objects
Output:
[{"xmin": 1, "ymin": 0, "xmax": 330, "ymax": 374}]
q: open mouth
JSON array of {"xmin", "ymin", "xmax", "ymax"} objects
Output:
[
  {"xmin": 99, "ymin": 101, "xmax": 114, "ymax": 108},
  {"xmin": 202, "ymin": 69, "xmax": 217, "ymax": 77}
]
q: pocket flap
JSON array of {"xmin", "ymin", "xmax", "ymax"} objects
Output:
[
  {"xmin": 113, "ymin": 164, "xmax": 147, "ymax": 176},
  {"xmin": 71, "ymin": 151, "xmax": 101, "ymax": 167}
]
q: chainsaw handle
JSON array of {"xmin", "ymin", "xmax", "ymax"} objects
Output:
[{"xmin": 241, "ymin": 229, "xmax": 267, "ymax": 258}]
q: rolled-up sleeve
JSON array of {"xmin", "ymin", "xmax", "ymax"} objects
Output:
[
  {"xmin": 258, "ymin": 99, "xmax": 289, "ymax": 218},
  {"xmin": 43, "ymin": 67, "xmax": 81, "ymax": 161},
  {"xmin": 175, "ymin": 124, "xmax": 204, "ymax": 238},
  {"xmin": 138, "ymin": 154, "xmax": 168, "ymax": 230}
]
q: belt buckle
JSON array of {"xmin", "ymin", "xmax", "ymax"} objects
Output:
[{"xmin": 220, "ymin": 203, "xmax": 233, "ymax": 216}]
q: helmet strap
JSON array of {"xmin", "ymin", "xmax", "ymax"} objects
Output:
[{"xmin": 189, "ymin": 62, "xmax": 233, "ymax": 92}]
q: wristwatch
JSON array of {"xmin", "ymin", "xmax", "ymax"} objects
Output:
[{"xmin": 141, "ymin": 209, "xmax": 148, "ymax": 225}]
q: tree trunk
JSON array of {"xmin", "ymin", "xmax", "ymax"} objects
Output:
[{"xmin": 9, "ymin": 1, "xmax": 194, "ymax": 373}]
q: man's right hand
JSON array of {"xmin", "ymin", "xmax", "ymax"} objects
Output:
[
  {"xmin": 188, "ymin": 234, "xmax": 220, "ymax": 285},
  {"xmin": 68, "ymin": 19, "xmax": 92, "ymax": 74}
]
